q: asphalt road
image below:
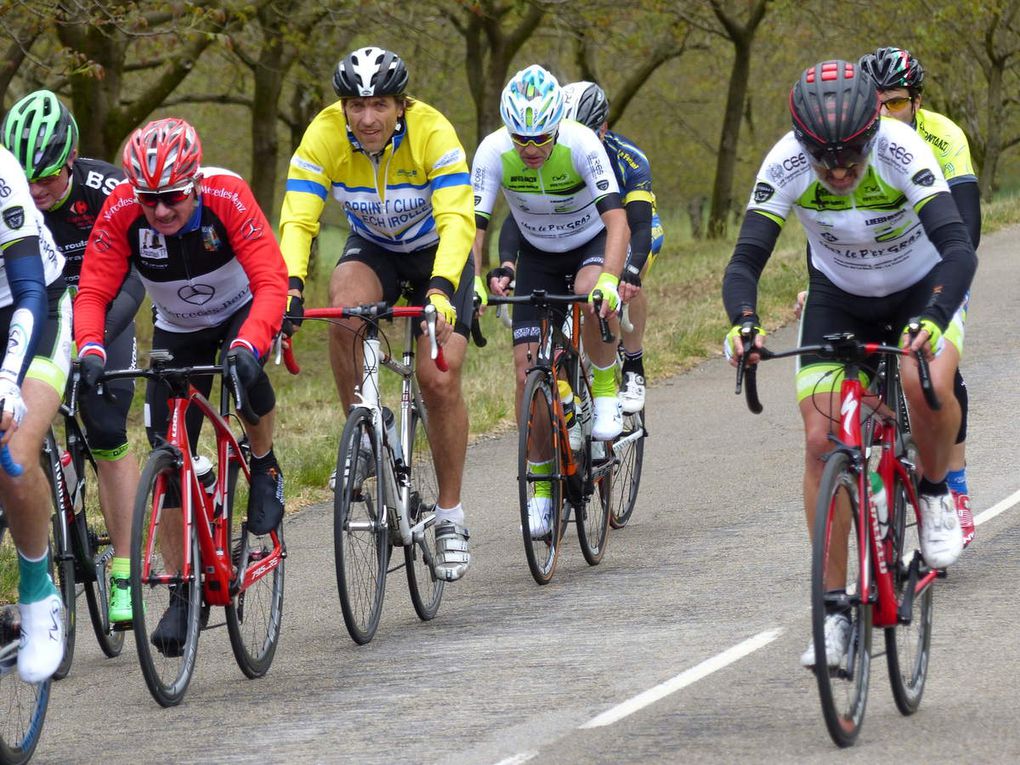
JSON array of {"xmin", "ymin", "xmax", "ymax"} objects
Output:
[{"xmin": 39, "ymin": 225, "xmax": 1020, "ymax": 763}]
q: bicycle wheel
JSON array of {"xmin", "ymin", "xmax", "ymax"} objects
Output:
[
  {"xmin": 609, "ymin": 409, "xmax": 644, "ymax": 529},
  {"xmin": 225, "ymin": 443, "xmax": 285, "ymax": 678},
  {"xmin": 885, "ymin": 435, "xmax": 932, "ymax": 715},
  {"xmin": 130, "ymin": 448, "xmax": 202, "ymax": 707},
  {"xmin": 812, "ymin": 450, "xmax": 872, "ymax": 747},
  {"xmin": 518, "ymin": 370, "xmax": 565, "ymax": 585},
  {"xmin": 334, "ymin": 407, "xmax": 388, "ymax": 644},
  {"xmin": 43, "ymin": 435, "xmax": 76, "ymax": 681},
  {"xmin": 404, "ymin": 398, "xmax": 444, "ymax": 621},
  {"xmin": 576, "ymin": 440, "xmax": 611, "ymax": 565},
  {"xmin": 0, "ymin": 521, "xmax": 52, "ymax": 765},
  {"xmin": 73, "ymin": 447, "xmax": 125, "ymax": 659}
]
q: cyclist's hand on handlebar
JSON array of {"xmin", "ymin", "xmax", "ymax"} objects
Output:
[
  {"xmin": 486, "ymin": 264, "xmax": 515, "ymax": 297},
  {"xmin": 79, "ymin": 346, "xmax": 107, "ymax": 392},
  {"xmin": 282, "ymin": 293, "xmax": 304, "ymax": 336},
  {"xmin": 901, "ymin": 317, "xmax": 943, "ymax": 360},
  {"xmin": 0, "ymin": 379, "xmax": 25, "ymax": 441},
  {"xmin": 589, "ymin": 272, "xmax": 620, "ymax": 317},
  {"xmin": 426, "ymin": 292, "xmax": 456, "ymax": 346},
  {"xmin": 223, "ymin": 343, "xmax": 262, "ymax": 393},
  {"xmin": 724, "ymin": 323, "xmax": 766, "ymax": 367}
]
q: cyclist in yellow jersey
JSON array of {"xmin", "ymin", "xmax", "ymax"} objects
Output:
[{"xmin": 278, "ymin": 47, "xmax": 475, "ymax": 581}]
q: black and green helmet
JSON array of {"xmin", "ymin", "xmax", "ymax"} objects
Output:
[{"xmin": 1, "ymin": 89, "xmax": 79, "ymax": 181}]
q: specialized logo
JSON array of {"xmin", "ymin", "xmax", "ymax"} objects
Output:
[
  {"xmin": 240, "ymin": 217, "xmax": 264, "ymax": 240},
  {"xmin": 178, "ymin": 283, "xmax": 216, "ymax": 305},
  {"xmin": 912, "ymin": 169, "xmax": 936, "ymax": 187},
  {"xmin": 841, "ymin": 396, "xmax": 858, "ymax": 439},
  {"xmin": 2, "ymin": 205, "xmax": 24, "ymax": 230},
  {"xmin": 753, "ymin": 182, "xmax": 775, "ymax": 204}
]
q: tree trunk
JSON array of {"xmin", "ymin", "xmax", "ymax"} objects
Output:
[
  {"xmin": 707, "ymin": 40, "xmax": 752, "ymax": 239},
  {"xmin": 251, "ymin": 38, "xmax": 286, "ymax": 213}
]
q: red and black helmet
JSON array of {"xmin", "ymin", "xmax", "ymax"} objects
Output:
[
  {"xmin": 858, "ymin": 47, "xmax": 926, "ymax": 94},
  {"xmin": 122, "ymin": 117, "xmax": 202, "ymax": 191},
  {"xmin": 789, "ymin": 60, "xmax": 880, "ymax": 170}
]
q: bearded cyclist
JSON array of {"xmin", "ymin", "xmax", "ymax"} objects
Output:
[
  {"xmin": 1, "ymin": 89, "xmax": 144, "ymax": 624},
  {"xmin": 722, "ymin": 60, "xmax": 974, "ymax": 668},
  {"xmin": 472, "ymin": 65, "xmax": 628, "ymax": 538}
]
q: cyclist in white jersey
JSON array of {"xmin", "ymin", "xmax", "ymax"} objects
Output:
[{"xmin": 722, "ymin": 60, "xmax": 975, "ymax": 667}]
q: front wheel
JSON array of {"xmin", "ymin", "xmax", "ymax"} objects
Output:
[
  {"xmin": 609, "ymin": 410, "xmax": 645, "ymax": 529},
  {"xmin": 576, "ymin": 439, "xmax": 611, "ymax": 565},
  {"xmin": 404, "ymin": 399, "xmax": 444, "ymax": 621},
  {"xmin": 812, "ymin": 450, "xmax": 872, "ymax": 747},
  {"xmin": 130, "ymin": 448, "xmax": 202, "ymax": 707},
  {"xmin": 334, "ymin": 407, "xmax": 388, "ymax": 644}
]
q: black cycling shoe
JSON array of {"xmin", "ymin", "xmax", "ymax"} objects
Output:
[
  {"xmin": 247, "ymin": 463, "xmax": 284, "ymax": 535},
  {"xmin": 150, "ymin": 584, "xmax": 190, "ymax": 658}
]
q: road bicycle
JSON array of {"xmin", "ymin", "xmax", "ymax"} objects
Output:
[
  {"xmin": 736, "ymin": 326, "xmax": 941, "ymax": 747},
  {"xmin": 43, "ymin": 363, "xmax": 126, "ymax": 681},
  {"xmin": 487, "ymin": 291, "xmax": 615, "ymax": 585},
  {"xmin": 100, "ymin": 351, "xmax": 287, "ymax": 706},
  {"xmin": 609, "ymin": 304, "xmax": 646, "ymax": 529},
  {"xmin": 299, "ymin": 302, "xmax": 448, "ymax": 645}
]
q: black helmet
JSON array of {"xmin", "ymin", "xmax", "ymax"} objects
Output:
[
  {"xmin": 562, "ymin": 81, "xmax": 609, "ymax": 131},
  {"xmin": 333, "ymin": 47, "xmax": 408, "ymax": 98},
  {"xmin": 789, "ymin": 60, "xmax": 880, "ymax": 169},
  {"xmin": 858, "ymin": 47, "xmax": 925, "ymax": 93}
]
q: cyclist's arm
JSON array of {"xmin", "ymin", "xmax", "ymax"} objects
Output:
[
  {"xmin": 471, "ymin": 134, "xmax": 512, "ymax": 278},
  {"xmin": 598, "ymin": 198, "xmax": 629, "ymax": 278},
  {"xmin": 916, "ymin": 193, "xmax": 977, "ymax": 330},
  {"xmin": 722, "ymin": 210, "xmax": 782, "ymax": 325},
  {"xmin": 103, "ymin": 265, "xmax": 144, "ymax": 342},
  {"xmin": 497, "ymin": 215, "xmax": 522, "ymax": 269},
  {"xmin": 949, "ymin": 180, "xmax": 981, "ymax": 249},
  {"xmin": 75, "ymin": 191, "xmax": 133, "ymax": 352},
  {"xmin": 623, "ymin": 199, "xmax": 653, "ymax": 274},
  {"xmin": 0, "ymin": 237, "xmax": 46, "ymax": 384},
  {"xmin": 425, "ymin": 123, "xmax": 474, "ymax": 300}
]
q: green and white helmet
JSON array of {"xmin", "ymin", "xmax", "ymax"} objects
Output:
[{"xmin": 1, "ymin": 89, "xmax": 79, "ymax": 181}]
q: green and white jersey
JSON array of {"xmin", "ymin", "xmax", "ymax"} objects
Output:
[
  {"xmin": 747, "ymin": 117, "xmax": 949, "ymax": 298},
  {"xmin": 914, "ymin": 108, "xmax": 976, "ymax": 186},
  {"xmin": 471, "ymin": 120, "xmax": 620, "ymax": 252}
]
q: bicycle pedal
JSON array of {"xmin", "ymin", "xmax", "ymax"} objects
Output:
[{"xmin": 111, "ymin": 620, "xmax": 134, "ymax": 632}]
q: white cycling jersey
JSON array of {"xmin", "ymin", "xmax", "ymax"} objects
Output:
[
  {"xmin": 749, "ymin": 117, "xmax": 950, "ymax": 297},
  {"xmin": 471, "ymin": 119, "xmax": 620, "ymax": 253}
]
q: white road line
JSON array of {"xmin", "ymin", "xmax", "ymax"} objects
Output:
[
  {"xmin": 974, "ymin": 488, "xmax": 1020, "ymax": 527},
  {"xmin": 579, "ymin": 628, "xmax": 783, "ymax": 729},
  {"xmin": 493, "ymin": 752, "xmax": 538, "ymax": 765}
]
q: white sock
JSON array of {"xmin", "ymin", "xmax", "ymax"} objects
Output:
[{"xmin": 434, "ymin": 503, "xmax": 464, "ymax": 526}]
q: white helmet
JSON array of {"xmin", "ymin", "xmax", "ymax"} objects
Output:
[{"xmin": 499, "ymin": 65, "xmax": 565, "ymax": 137}]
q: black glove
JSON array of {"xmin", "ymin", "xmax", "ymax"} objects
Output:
[
  {"xmin": 486, "ymin": 265, "xmax": 515, "ymax": 284},
  {"xmin": 79, "ymin": 353, "xmax": 106, "ymax": 392},
  {"xmin": 621, "ymin": 263, "xmax": 642, "ymax": 288},
  {"xmin": 223, "ymin": 345, "xmax": 262, "ymax": 393},
  {"xmin": 283, "ymin": 293, "xmax": 304, "ymax": 336}
]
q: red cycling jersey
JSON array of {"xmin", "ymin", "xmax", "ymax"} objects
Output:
[{"xmin": 74, "ymin": 168, "xmax": 287, "ymax": 357}]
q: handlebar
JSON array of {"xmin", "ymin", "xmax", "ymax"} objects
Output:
[{"xmin": 485, "ymin": 290, "xmax": 615, "ymax": 345}]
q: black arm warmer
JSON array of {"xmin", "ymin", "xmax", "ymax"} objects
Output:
[
  {"xmin": 498, "ymin": 215, "xmax": 523, "ymax": 266},
  {"xmin": 623, "ymin": 200, "xmax": 653, "ymax": 273},
  {"xmin": 722, "ymin": 211, "xmax": 782, "ymax": 325},
  {"xmin": 594, "ymin": 192, "xmax": 623, "ymax": 215},
  {"xmin": 917, "ymin": 192, "xmax": 978, "ymax": 330},
  {"xmin": 105, "ymin": 266, "xmax": 145, "ymax": 342},
  {"xmin": 949, "ymin": 180, "xmax": 982, "ymax": 249}
]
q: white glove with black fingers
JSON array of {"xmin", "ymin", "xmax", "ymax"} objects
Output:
[{"xmin": 0, "ymin": 376, "xmax": 26, "ymax": 428}]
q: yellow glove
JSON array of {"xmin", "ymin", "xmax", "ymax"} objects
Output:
[
  {"xmin": 428, "ymin": 293, "xmax": 456, "ymax": 326},
  {"xmin": 902, "ymin": 318, "xmax": 944, "ymax": 356},
  {"xmin": 473, "ymin": 275, "xmax": 488, "ymax": 307},
  {"xmin": 724, "ymin": 324, "xmax": 765, "ymax": 361},
  {"xmin": 588, "ymin": 272, "xmax": 620, "ymax": 312}
]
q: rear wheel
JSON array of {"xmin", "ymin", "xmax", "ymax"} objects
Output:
[
  {"xmin": 576, "ymin": 439, "xmax": 611, "ymax": 565},
  {"xmin": 130, "ymin": 448, "xmax": 201, "ymax": 707},
  {"xmin": 226, "ymin": 442, "xmax": 285, "ymax": 678},
  {"xmin": 334, "ymin": 407, "xmax": 388, "ymax": 644},
  {"xmin": 404, "ymin": 398, "xmax": 444, "ymax": 621},
  {"xmin": 812, "ymin": 451, "xmax": 872, "ymax": 748},
  {"xmin": 518, "ymin": 370, "xmax": 564, "ymax": 585},
  {"xmin": 885, "ymin": 436, "xmax": 932, "ymax": 715},
  {"xmin": 609, "ymin": 410, "xmax": 644, "ymax": 529}
]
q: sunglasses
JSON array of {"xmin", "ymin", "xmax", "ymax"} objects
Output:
[
  {"xmin": 134, "ymin": 182, "xmax": 194, "ymax": 208},
  {"xmin": 31, "ymin": 170, "xmax": 67, "ymax": 187},
  {"xmin": 510, "ymin": 132, "xmax": 556, "ymax": 148},
  {"xmin": 804, "ymin": 138, "xmax": 874, "ymax": 171},
  {"xmin": 880, "ymin": 96, "xmax": 913, "ymax": 113}
]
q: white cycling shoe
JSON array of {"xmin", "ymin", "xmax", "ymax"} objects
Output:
[
  {"xmin": 800, "ymin": 612, "xmax": 851, "ymax": 669},
  {"xmin": 919, "ymin": 492, "xmax": 963, "ymax": 569},
  {"xmin": 527, "ymin": 496, "xmax": 553, "ymax": 538},
  {"xmin": 18, "ymin": 594, "xmax": 65, "ymax": 683},
  {"xmin": 591, "ymin": 396, "xmax": 623, "ymax": 441},
  {"xmin": 619, "ymin": 372, "xmax": 646, "ymax": 414}
]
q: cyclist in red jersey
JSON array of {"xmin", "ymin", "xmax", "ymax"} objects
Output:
[{"xmin": 73, "ymin": 118, "xmax": 288, "ymax": 654}]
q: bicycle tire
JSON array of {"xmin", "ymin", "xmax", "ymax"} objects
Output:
[
  {"xmin": 609, "ymin": 409, "xmax": 645, "ymax": 529},
  {"xmin": 518, "ymin": 370, "xmax": 565, "ymax": 585},
  {"xmin": 812, "ymin": 450, "xmax": 872, "ymax": 747},
  {"xmin": 404, "ymin": 397, "xmax": 444, "ymax": 621},
  {"xmin": 0, "ymin": 519, "xmax": 52, "ymax": 765},
  {"xmin": 334, "ymin": 407, "xmax": 388, "ymax": 644},
  {"xmin": 130, "ymin": 448, "xmax": 202, "ymax": 707},
  {"xmin": 73, "ymin": 447, "xmax": 124, "ymax": 659},
  {"xmin": 576, "ymin": 438, "xmax": 611, "ymax": 565},
  {"xmin": 225, "ymin": 441, "xmax": 285, "ymax": 678},
  {"xmin": 43, "ymin": 433, "xmax": 76, "ymax": 681},
  {"xmin": 885, "ymin": 435, "xmax": 932, "ymax": 715}
]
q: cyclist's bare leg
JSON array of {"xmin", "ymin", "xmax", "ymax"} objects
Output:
[
  {"xmin": 513, "ymin": 342, "xmax": 554, "ymax": 464},
  {"xmin": 900, "ymin": 342, "xmax": 960, "ymax": 483},
  {"xmin": 97, "ymin": 455, "xmax": 140, "ymax": 556},
  {"xmin": 241, "ymin": 406, "xmax": 275, "ymax": 456},
  {"xmin": 328, "ymin": 261, "xmax": 383, "ymax": 412},
  {"xmin": 621, "ymin": 288, "xmax": 647, "ymax": 355},
  {"xmin": 0, "ymin": 379, "xmax": 62, "ymax": 558},
  {"xmin": 416, "ymin": 333, "xmax": 468, "ymax": 507},
  {"xmin": 574, "ymin": 263, "xmax": 619, "ymax": 369}
]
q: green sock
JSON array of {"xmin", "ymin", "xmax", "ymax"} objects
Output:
[
  {"xmin": 111, "ymin": 556, "xmax": 130, "ymax": 581},
  {"xmin": 529, "ymin": 460, "xmax": 553, "ymax": 498},
  {"xmin": 591, "ymin": 361, "xmax": 618, "ymax": 398},
  {"xmin": 18, "ymin": 552, "xmax": 57, "ymax": 604}
]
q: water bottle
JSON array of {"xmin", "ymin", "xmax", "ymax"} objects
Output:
[
  {"xmin": 382, "ymin": 407, "xmax": 402, "ymax": 464},
  {"xmin": 194, "ymin": 454, "xmax": 216, "ymax": 496},
  {"xmin": 557, "ymin": 380, "xmax": 582, "ymax": 451},
  {"xmin": 869, "ymin": 470, "xmax": 888, "ymax": 539}
]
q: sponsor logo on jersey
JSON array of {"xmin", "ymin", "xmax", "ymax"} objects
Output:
[
  {"xmin": 201, "ymin": 226, "xmax": 222, "ymax": 252},
  {"xmin": 753, "ymin": 182, "xmax": 775, "ymax": 204},
  {"xmin": 139, "ymin": 229, "xmax": 168, "ymax": 260},
  {"xmin": 596, "ymin": 179, "xmax": 610, "ymax": 191},
  {"xmin": 0, "ymin": 180, "xmax": 10, "ymax": 198},
  {"xmin": 178, "ymin": 283, "xmax": 216, "ymax": 305},
  {"xmin": 93, "ymin": 229, "xmax": 113, "ymax": 252},
  {"xmin": 2, "ymin": 205, "xmax": 24, "ymax": 229},
  {"xmin": 291, "ymin": 156, "xmax": 323, "ymax": 174},
  {"xmin": 433, "ymin": 147, "xmax": 465, "ymax": 170},
  {"xmin": 912, "ymin": 169, "xmax": 936, "ymax": 187},
  {"xmin": 240, "ymin": 217, "xmax": 263, "ymax": 240}
]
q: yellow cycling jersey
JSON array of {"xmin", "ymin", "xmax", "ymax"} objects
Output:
[
  {"xmin": 914, "ymin": 108, "xmax": 976, "ymax": 185},
  {"xmin": 279, "ymin": 99, "xmax": 474, "ymax": 292}
]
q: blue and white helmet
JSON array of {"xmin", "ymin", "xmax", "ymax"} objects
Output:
[{"xmin": 499, "ymin": 65, "xmax": 565, "ymax": 137}]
